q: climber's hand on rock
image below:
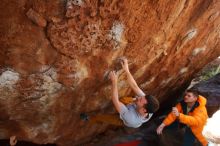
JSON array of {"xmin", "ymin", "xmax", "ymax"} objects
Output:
[
  {"xmin": 156, "ymin": 123, "xmax": 165, "ymax": 135},
  {"xmin": 120, "ymin": 57, "xmax": 129, "ymax": 72},
  {"xmin": 109, "ymin": 71, "xmax": 117, "ymax": 84},
  {"xmin": 10, "ymin": 136, "xmax": 17, "ymax": 146},
  {"xmin": 172, "ymin": 107, "xmax": 180, "ymax": 117}
]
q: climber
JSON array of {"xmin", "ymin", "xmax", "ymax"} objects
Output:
[
  {"xmin": 80, "ymin": 58, "xmax": 159, "ymax": 128},
  {"xmin": 156, "ymin": 89, "xmax": 208, "ymax": 146}
]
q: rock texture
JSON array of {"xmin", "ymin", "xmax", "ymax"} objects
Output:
[
  {"xmin": 0, "ymin": 0, "xmax": 219, "ymax": 145},
  {"xmin": 193, "ymin": 73, "xmax": 220, "ymax": 116}
]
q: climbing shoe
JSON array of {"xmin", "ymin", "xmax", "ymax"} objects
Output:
[{"xmin": 80, "ymin": 113, "xmax": 89, "ymax": 121}]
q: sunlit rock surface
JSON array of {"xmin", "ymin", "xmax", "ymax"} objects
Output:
[{"xmin": 0, "ymin": 0, "xmax": 220, "ymax": 145}]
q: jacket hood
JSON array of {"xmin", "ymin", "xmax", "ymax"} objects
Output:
[{"xmin": 197, "ymin": 95, "xmax": 207, "ymax": 106}]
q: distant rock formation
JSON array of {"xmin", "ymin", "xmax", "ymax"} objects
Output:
[{"xmin": 192, "ymin": 73, "xmax": 220, "ymax": 116}]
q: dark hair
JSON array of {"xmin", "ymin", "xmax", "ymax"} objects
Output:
[
  {"xmin": 186, "ymin": 89, "xmax": 199, "ymax": 98},
  {"xmin": 144, "ymin": 95, "xmax": 160, "ymax": 113}
]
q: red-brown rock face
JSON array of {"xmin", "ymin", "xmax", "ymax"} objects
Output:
[{"xmin": 0, "ymin": 0, "xmax": 219, "ymax": 145}]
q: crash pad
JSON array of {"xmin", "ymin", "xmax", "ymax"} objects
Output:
[{"xmin": 114, "ymin": 140, "xmax": 141, "ymax": 146}]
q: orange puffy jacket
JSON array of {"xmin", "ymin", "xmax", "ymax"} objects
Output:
[{"xmin": 163, "ymin": 95, "xmax": 208, "ymax": 146}]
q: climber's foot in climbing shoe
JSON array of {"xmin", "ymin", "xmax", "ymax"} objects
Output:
[{"xmin": 80, "ymin": 113, "xmax": 89, "ymax": 121}]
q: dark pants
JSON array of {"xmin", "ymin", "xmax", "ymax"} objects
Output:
[
  {"xmin": 183, "ymin": 127, "xmax": 196, "ymax": 146},
  {"xmin": 159, "ymin": 122, "xmax": 202, "ymax": 146}
]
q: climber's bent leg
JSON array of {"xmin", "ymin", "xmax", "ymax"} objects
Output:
[
  {"xmin": 90, "ymin": 113, "xmax": 124, "ymax": 126},
  {"xmin": 119, "ymin": 96, "xmax": 134, "ymax": 105}
]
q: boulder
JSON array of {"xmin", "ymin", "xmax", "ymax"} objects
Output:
[
  {"xmin": 192, "ymin": 73, "xmax": 220, "ymax": 116},
  {"xmin": 0, "ymin": 0, "xmax": 219, "ymax": 145}
]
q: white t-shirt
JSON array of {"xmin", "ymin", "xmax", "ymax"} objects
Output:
[{"xmin": 119, "ymin": 103, "xmax": 153, "ymax": 128}]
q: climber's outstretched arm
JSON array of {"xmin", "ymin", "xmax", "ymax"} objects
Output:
[
  {"xmin": 109, "ymin": 71, "xmax": 124, "ymax": 113},
  {"xmin": 10, "ymin": 136, "xmax": 17, "ymax": 146},
  {"xmin": 120, "ymin": 58, "xmax": 145, "ymax": 97}
]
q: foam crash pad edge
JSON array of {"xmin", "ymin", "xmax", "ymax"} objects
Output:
[{"xmin": 114, "ymin": 140, "xmax": 141, "ymax": 146}]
